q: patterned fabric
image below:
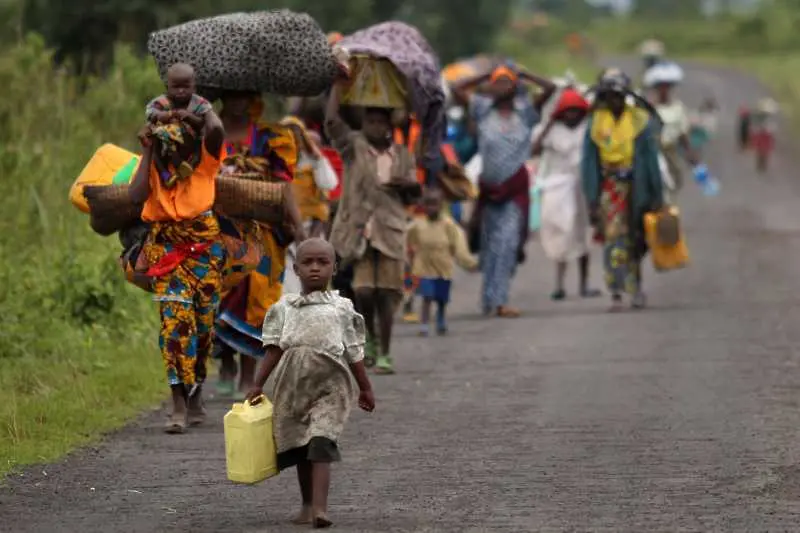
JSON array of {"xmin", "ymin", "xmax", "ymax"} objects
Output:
[
  {"xmin": 142, "ymin": 212, "xmax": 225, "ymax": 386},
  {"xmin": 338, "ymin": 21, "xmax": 445, "ymax": 170},
  {"xmin": 471, "ymin": 93, "xmax": 538, "ymax": 184},
  {"xmin": 599, "ymin": 175, "xmax": 640, "ymax": 295},
  {"xmin": 215, "ymin": 225, "xmax": 288, "ymax": 358},
  {"xmin": 145, "ymin": 94, "xmax": 213, "ymax": 123},
  {"xmin": 480, "ymin": 202, "xmax": 523, "ymax": 311},
  {"xmin": 150, "ymin": 123, "xmax": 203, "ymax": 189},
  {"xmin": 263, "ymin": 291, "xmax": 365, "ymax": 463},
  {"xmin": 213, "ymin": 114, "xmax": 295, "ymax": 358},
  {"xmin": 147, "ymin": 11, "xmax": 337, "ymax": 96}
]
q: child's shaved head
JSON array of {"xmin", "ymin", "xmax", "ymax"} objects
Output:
[
  {"xmin": 296, "ymin": 238, "xmax": 335, "ymax": 262},
  {"xmin": 166, "ymin": 63, "xmax": 195, "ymax": 107}
]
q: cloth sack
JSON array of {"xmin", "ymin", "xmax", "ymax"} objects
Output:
[
  {"xmin": 338, "ymin": 21, "xmax": 445, "ymax": 169},
  {"xmin": 148, "ymin": 10, "xmax": 337, "ymax": 96}
]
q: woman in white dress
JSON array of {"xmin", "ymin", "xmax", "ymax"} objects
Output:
[{"xmin": 532, "ymin": 87, "xmax": 601, "ymax": 301}]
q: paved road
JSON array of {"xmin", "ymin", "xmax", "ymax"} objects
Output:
[{"xmin": 5, "ymin": 63, "xmax": 800, "ymax": 532}]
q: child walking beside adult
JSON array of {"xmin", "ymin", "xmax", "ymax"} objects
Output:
[{"xmin": 246, "ymin": 238, "xmax": 375, "ymax": 529}]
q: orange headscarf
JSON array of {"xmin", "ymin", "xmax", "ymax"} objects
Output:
[
  {"xmin": 327, "ymin": 32, "xmax": 343, "ymax": 45},
  {"xmin": 490, "ymin": 65, "xmax": 518, "ymax": 84}
]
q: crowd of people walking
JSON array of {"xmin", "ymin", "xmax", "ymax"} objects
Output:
[{"xmin": 74, "ymin": 22, "xmax": 725, "ymax": 527}]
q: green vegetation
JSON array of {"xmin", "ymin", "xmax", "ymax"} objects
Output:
[
  {"xmin": 0, "ymin": 35, "xmax": 165, "ymax": 475},
  {"xmin": 584, "ymin": 1, "xmax": 800, "ymax": 124}
]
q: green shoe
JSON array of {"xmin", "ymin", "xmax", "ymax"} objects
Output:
[
  {"xmin": 216, "ymin": 380, "xmax": 235, "ymax": 398},
  {"xmin": 364, "ymin": 338, "xmax": 378, "ymax": 368},
  {"xmin": 374, "ymin": 355, "xmax": 395, "ymax": 375}
]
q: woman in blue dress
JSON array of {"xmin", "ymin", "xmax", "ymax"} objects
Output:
[{"xmin": 457, "ymin": 65, "xmax": 554, "ymax": 316}]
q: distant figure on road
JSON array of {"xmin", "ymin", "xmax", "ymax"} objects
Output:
[
  {"xmin": 737, "ymin": 105, "xmax": 751, "ymax": 152},
  {"xmin": 582, "ymin": 69, "xmax": 664, "ymax": 312},
  {"xmin": 751, "ymin": 98, "xmax": 778, "ymax": 173}
]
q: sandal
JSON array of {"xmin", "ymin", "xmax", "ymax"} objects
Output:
[
  {"xmin": 216, "ymin": 380, "xmax": 235, "ymax": 399},
  {"xmin": 496, "ymin": 306, "xmax": 521, "ymax": 318}
]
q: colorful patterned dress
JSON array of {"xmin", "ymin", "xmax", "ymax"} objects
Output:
[
  {"xmin": 140, "ymin": 143, "xmax": 225, "ymax": 388},
  {"xmin": 470, "ymin": 93, "xmax": 539, "ymax": 312},
  {"xmin": 213, "ymin": 121, "xmax": 296, "ymax": 359},
  {"xmin": 583, "ymin": 106, "xmax": 663, "ymax": 296}
]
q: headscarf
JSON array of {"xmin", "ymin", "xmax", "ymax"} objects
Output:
[
  {"xmin": 490, "ymin": 65, "xmax": 518, "ymax": 84},
  {"xmin": 553, "ymin": 88, "xmax": 589, "ymax": 117},
  {"xmin": 587, "ymin": 68, "xmax": 662, "ymax": 127}
]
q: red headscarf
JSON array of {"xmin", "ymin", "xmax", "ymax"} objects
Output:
[{"xmin": 553, "ymin": 88, "xmax": 589, "ymax": 117}]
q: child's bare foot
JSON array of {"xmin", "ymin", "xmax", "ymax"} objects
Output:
[
  {"xmin": 291, "ymin": 506, "xmax": 313, "ymax": 525},
  {"xmin": 312, "ymin": 512, "xmax": 333, "ymax": 528}
]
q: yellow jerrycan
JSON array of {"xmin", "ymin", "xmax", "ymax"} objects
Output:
[{"xmin": 224, "ymin": 395, "xmax": 279, "ymax": 484}]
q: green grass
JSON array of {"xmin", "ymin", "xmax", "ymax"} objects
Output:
[{"xmin": 0, "ymin": 35, "xmax": 166, "ymax": 476}]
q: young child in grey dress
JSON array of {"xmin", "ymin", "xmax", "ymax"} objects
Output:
[{"xmin": 246, "ymin": 238, "xmax": 375, "ymax": 529}]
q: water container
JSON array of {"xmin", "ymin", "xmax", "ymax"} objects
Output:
[
  {"xmin": 692, "ymin": 163, "xmax": 720, "ymax": 197},
  {"xmin": 224, "ymin": 395, "xmax": 279, "ymax": 484}
]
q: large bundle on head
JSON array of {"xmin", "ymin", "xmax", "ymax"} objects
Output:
[
  {"xmin": 147, "ymin": 10, "xmax": 337, "ymax": 96},
  {"xmin": 337, "ymin": 21, "xmax": 445, "ymax": 169}
]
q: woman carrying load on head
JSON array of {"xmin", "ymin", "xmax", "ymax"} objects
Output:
[
  {"xmin": 456, "ymin": 64, "xmax": 555, "ymax": 317},
  {"xmin": 213, "ymin": 90, "xmax": 307, "ymax": 399},
  {"xmin": 642, "ymin": 61, "xmax": 700, "ymax": 204},
  {"xmin": 582, "ymin": 69, "xmax": 664, "ymax": 312}
]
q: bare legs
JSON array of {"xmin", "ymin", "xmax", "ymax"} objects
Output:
[
  {"xmin": 552, "ymin": 254, "xmax": 600, "ymax": 301},
  {"xmin": 293, "ymin": 460, "xmax": 333, "ymax": 528}
]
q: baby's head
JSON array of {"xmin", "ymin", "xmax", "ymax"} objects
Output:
[
  {"xmin": 166, "ymin": 63, "xmax": 196, "ymax": 108},
  {"xmin": 294, "ymin": 238, "xmax": 336, "ymax": 293}
]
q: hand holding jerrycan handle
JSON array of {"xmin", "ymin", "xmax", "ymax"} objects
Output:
[{"xmin": 224, "ymin": 394, "xmax": 279, "ymax": 484}]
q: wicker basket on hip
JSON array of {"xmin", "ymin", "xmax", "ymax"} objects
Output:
[
  {"xmin": 84, "ymin": 178, "xmax": 286, "ymax": 237},
  {"xmin": 214, "ymin": 176, "xmax": 286, "ymax": 224},
  {"xmin": 83, "ymin": 184, "xmax": 143, "ymax": 236}
]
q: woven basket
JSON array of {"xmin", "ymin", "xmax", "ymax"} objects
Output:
[
  {"xmin": 214, "ymin": 177, "xmax": 285, "ymax": 224},
  {"xmin": 84, "ymin": 184, "xmax": 143, "ymax": 236}
]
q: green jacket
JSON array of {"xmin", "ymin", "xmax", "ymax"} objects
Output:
[{"xmin": 581, "ymin": 113, "xmax": 664, "ymax": 255}]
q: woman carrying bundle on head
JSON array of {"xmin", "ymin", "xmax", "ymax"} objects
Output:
[
  {"xmin": 456, "ymin": 64, "xmax": 555, "ymax": 318},
  {"xmin": 212, "ymin": 90, "xmax": 307, "ymax": 400}
]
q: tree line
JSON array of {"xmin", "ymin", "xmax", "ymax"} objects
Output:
[{"xmin": 1, "ymin": 0, "xmax": 516, "ymax": 74}]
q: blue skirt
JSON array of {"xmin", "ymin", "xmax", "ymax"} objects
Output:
[{"xmin": 417, "ymin": 278, "xmax": 452, "ymax": 303}]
